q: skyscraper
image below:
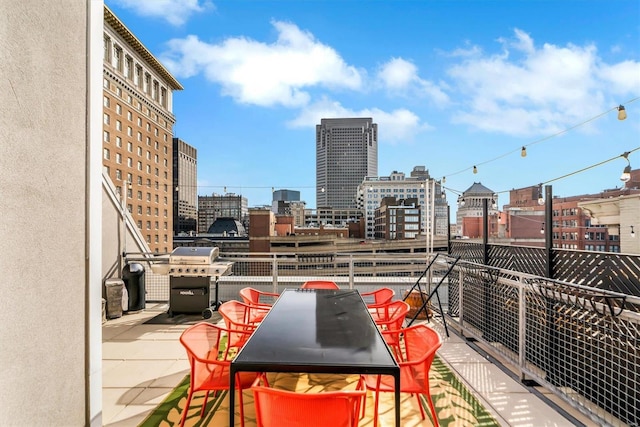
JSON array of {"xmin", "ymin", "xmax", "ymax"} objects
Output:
[
  {"xmin": 316, "ymin": 118, "xmax": 378, "ymax": 209},
  {"xmin": 173, "ymin": 138, "xmax": 197, "ymax": 235}
]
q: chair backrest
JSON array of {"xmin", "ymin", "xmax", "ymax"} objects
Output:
[
  {"xmin": 179, "ymin": 321, "xmax": 226, "ymax": 363},
  {"xmin": 372, "ymin": 300, "xmax": 410, "ymax": 331},
  {"xmin": 300, "ymin": 280, "xmax": 340, "ymax": 289},
  {"xmin": 252, "ymin": 382, "xmax": 365, "ymax": 427},
  {"xmin": 219, "ymin": 300, "xmax": 264, "ymax": 330},
  {"xmin": 402, "ymin": 323, "xmax": 442, "ymax": 363},
  {"xmin": 239, "ymin": 287, "xmax": 278, "ymax": 307},
  {"xmin": 362, "ymin": 287, "xmax": 395, "ymax": 305}
]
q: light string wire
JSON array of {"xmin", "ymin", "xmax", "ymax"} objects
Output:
[
  {"xmin": 442, "ymin": 96, "xmax": 639, "ymax": 179},
  {"xmin": 442, "ymin": 146, "xmax": 640, "ymax": 197}
]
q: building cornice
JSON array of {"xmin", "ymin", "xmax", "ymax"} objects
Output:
[{"xmin": 104, "ymin": 5, "xmax": 183, "ymax": 91}]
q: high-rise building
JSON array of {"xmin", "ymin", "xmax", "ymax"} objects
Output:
[
  {"xmin": 103, "ymin": 6, "xmax": 183, "ymax": 253},
  {"xmin": 198, "ymin": 193, "xmax": 248, "ymax": 234},
  {"xmin": 316, "ymin": 118, "xmax": 378, "ymax": 209},
  {"xmin": 357, "ymin": 166, "xmax": 447, "ymax": 240},
  {"xmin": 173, "ymin": 138, "xmax": 197, "ymax": 235}
]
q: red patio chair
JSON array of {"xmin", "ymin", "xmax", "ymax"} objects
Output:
[
  {"xmin": 300, "ymin": 280, "xmax": 340, "ymax": 289},
  {"xmin": 362, "ymin": 287, "xmax": 395, "ymax": 318},
  {"xmin": 218, "ymin": 300, "xmax": 268, "ymax": 351},
  {"xmin": 368, "ymin": 300, "xmax": 410, "ymax": 360},
  {"xmin": 252, "ymin": 374, "xmax": 366, "ymax": 427},
  {"xmin": 363, "ymin": 324, "xmax": 442, "ymax": 427},
  {"xmin": 239, "ymin": 286, "xmax": 279, "ymax": 309},
  {"xmin": 178, "ymin": 322, "xmax": 257, "ymax": 427}
]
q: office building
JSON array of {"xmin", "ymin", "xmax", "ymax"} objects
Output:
[
  {"xmin": 375, "ymin": 197, "xmax": 421, "ymax": 240},
  {"xmin": 103, "ymin": 6, "xmax": 183, "ymax": 252},
  {"xmin": 456, "ymin": 182, "xmax": 499, "ymax": 238},
  {"xmin": 173, "ymin": 138, "xmax": 197, "ymax": 235},
  {"xmin": 357, "ymin": 166, "xmax": 447, "ymax": 240},
  {"xmin": 316, "ymin": 118, "xmax": 378, "ymax": 209},
  {"xmin": 198, "ymin": 193, "xmax": 248, "ymax": 234}
]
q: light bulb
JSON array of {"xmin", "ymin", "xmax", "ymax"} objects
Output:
[
  {"xmin": 618, "ymin": 105, "xmax": 627, "ymax": 121},
  {"xmin": 621, "ymin": 165, "xmax": 631, "ymax": 183},
  {"xmin": 521, "ymin": 147, "xmax": 527, "ymax": 157},
  {"xmin": 538, "ymin": 196, "xmax": 545, "ymax": 205},
  {"xmin": 473, "ymin": 166, "xmax": 478, "ymax": 174}
]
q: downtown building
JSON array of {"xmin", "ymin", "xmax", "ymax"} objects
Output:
[
  {"xmin": 316, "ymin": 118, "xmax": 378, "ymax": 209},
  {"xmin": 102, "ymin": 6, "xmax": 183, "ymax": 253},
  {"xmin": 198, "ymin": 193, "xmax": 249, "ymax": 234},
  {"xmin": 357, "ymin": 166, "xmax": 448, "ymax": 240},
  {"xmin": 173, "ymin": 138, "xmax": 197, "ymax": 235}
]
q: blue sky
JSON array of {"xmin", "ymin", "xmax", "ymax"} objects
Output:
[{"xmin": 104, "ymin": 0, "xmax": 640, "ymax": 218}]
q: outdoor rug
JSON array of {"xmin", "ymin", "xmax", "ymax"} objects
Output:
[{"xmin": 139, "ymin": 355, "xmax": 499, "ymax": 427}]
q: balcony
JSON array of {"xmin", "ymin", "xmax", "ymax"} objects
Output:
[{"xmin": 101, "ymin": 251, "xmax": 638, "ymax": 426}]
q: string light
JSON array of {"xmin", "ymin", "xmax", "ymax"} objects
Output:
[
  {"xmin": 618, "ymin": 105, "xmax": 627, "ymax": 121},
  {"xmin": 439, "ymin": 97, "xmax": 638, "ymax": 181},
  {"xmin": 632, "ymin": 226, "xmax": 636, "ymax": 238},
  {"xmin": 537, "ymin": 184, "xmax": 545, "ymax": 205},
  {"xmin": 521, "ymin": 146, "xmax": 527, "ymax": 157},
  {"xmin": 620, "ymin": 152, "xmax": 632, "ymax": 182},
  {"xmin": 540, "ymin": 222, "xmax": 545, "ymax": 234}
]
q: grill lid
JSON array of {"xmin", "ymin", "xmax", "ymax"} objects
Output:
[{"xmin": 168, "ymin": 247, "xmax": 219, "ymax": 265}]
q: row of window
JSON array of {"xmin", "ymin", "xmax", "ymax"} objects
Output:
[{"xmin": 104, "ymin": 35, "xmax": 168, "ymax": 107}]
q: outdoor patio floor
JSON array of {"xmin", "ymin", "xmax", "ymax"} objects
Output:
[{"xmin": 102, "ymin": 303, "xmax": 596, "ymax": 426}]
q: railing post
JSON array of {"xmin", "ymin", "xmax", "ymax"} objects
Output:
[
  {"xmin": 458, "ymin": 268, "xmax": 465, "ymax": 338},
  {"xmin": 349, "ymin": 255, "xmax": 354, "ymax": 289},
  {"xmin": 518, "ymin": 276, "xmax": 526, "ymax": 381},
  {"xmin": 272, "ymin": 253, "xmax": 278, "ymax": 293},
  {"xmin": 544, "ymin": 185, "xmax": 553, "ymax": 278}
]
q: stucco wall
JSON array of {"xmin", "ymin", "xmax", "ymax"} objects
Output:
[{"xmin": 0, "ymin": 1, "xmax": 101, "ymax": 424}]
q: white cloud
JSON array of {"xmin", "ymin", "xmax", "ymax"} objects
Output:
[
  {"xmin": 446, "ymin": 29, "xmax": 640, "ymax": 136},
  {"xmin": 376, "ymin": 58, "xmax": 450, "ymax": 105},
  {"xmin": 287, "ymin": 97, "xmax": 432, "ymax": 144},
  {"xmin": 108, "ymin": 0, "xmax": 213, "ymax": 26},
  {"xmin": 161, "ymin": 20, "xmax": 364, "ymax": 108}
]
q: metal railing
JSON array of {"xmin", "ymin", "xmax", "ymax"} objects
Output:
[{"xmin": 136, "ymin": 251, "xmax": 639, "ymax": 426}]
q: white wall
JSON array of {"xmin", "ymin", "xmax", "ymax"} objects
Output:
[{"xmin": 0, "ymin": 1, "xmax": 103, "ymax": 425}]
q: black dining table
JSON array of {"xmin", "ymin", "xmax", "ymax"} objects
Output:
[{"xmin": 229, "ymin": 287, "xmax": 401, "ymax": 426}]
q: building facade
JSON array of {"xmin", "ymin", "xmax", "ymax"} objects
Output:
[
  {"xmin": 198, "ymin": 193, "xmax": 248, "ymax": 234},
  {"xmin": 456, "ymin": 182, "xmax": 500, "ymax": 238},
  {"xmin": 103, "ymin": 6, "xmax": 182, "ymax": 253},
  {"xmin": 173, "ymin": 138, "xmax": 197, "ymax": 235},
  {"xmin": 357, "ymin": 166, "xmax": 447, "ymax": 240},
  {"xmin": 374, "ymin": 197, "xmax": 421, "ymax": 240},
  {"xmin": 316, "ymin": 118, "xmax": 378, "ymax": 209}
]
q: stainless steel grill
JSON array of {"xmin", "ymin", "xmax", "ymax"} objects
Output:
[{"xmin": 162, "ymin": 247, "xmax": 232, "ymax": 316}]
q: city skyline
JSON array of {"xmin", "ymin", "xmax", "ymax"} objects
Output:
[{"xmin": 104, "ymin": 0, "xmax": 640, "ymax": 218}]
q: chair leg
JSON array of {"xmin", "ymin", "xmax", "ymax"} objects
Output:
[
  {"xmin": 415, "ymin": 393, "xmax": 426, "ymax": 420},
  {"xmin": 179, "ymin": 391, "xmax": 194, "ymax": 427},
  {"xmin": 200, "ymin": 391, "xmax": 210, "ymax": 417},
  {"xmin": 425, "ymin": 392, "xmax": 439, "ymax": 427}
]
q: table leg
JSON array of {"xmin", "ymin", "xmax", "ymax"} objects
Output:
[
  {"xmin": 394, "ymin": 373, "xmax": 401, "ymax": 427},
  {"xmin": 229, "ymin": 368, "xmax": 236, "ymax": 426}
]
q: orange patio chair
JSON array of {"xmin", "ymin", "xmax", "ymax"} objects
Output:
[
  {"xmin": 218, "ymin": 300, "xmax": 268, "ymax": 351},
  {"xmin": 178, "ymin": 322, "xmax": 257, "ymax": 427},
  {"xmin": 239, "ymin": 286, "xmax": 279, "ymax": 309},
  {"xmin": 368, "ymin": 300, "xmax": 410, "ymax": 360},
  {"xmin": 362, "ymin": 287, "xmax": 395, "ymax": 318},
  {"xmin": 300, "ymin": 280, "xmax": 340, "ymax": 289},
  {"xmin": 252, "ymin": 374, "xmax": 366, "ymax": 427},
  {"xmin": 363, "ymin": 324, "xmax": 442, "ymax": 427}
]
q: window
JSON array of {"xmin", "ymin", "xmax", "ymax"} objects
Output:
[
  {"xmin": 127, "ymin": 111, "xmax": 132, "ymax": 120},
  {"xmin": 103, "ymin": 148, "xmax": 110, "ymax": 160},
  {"xmin": 115, "ymin": 153, "xmax": 122, "ymax": 164},
  {"xmin": 103, "ymin": 113, "xmax": 110, "ymax": 125},
  {"xmin": 127, "ymin": 142, "xmax": 132, "ymax": 152},
  {"xmin": 103, "ymin": 131, "xmax": 110, "ymax": 142},
  {"xmin": 127, "ymin": 157, "xmax": 132, "ymax": 167},
  {"xmin": 115, "ymin": 120, "xmax": 121, "ymax": 131},
  {"xmin": 103, "ymin": 96, "xmax": 110, "ymax": 107},
  {"xmin": 127, "ymin": 126, "xmax": 132, "ymax": 136},
  {"xmin": 160, "ymin": 87, "xmax": 167, "ymax": 107},
  {"xmin": 113, "ymin": 45, "xmax": 122, "ymax": 71},
  {"xmin": 124, "ymin": 55, "xmax": 133, "ymax": 79},
  {"xmin": 137, "ymin": 161, "xmax": 142, "ymax": 171},
  {"xmin": 103, "ymin": 36, "xmax": 111, "ymax": 62},
  {"xmin": 115, "ymin": 103, "xmax": 121, "ymax": 114},
  {"xmin": 135, "ymin": 65, "xmax": 142, "ymax": 87},
  {"xmin": 115, "ymin": 136, "xmax": 122, "ymax": 147},
  {"xmin": 144, "ymin": 73, "xmax": 151, "ymax": 93},
  {"xmin": 115, "ymin": 169, "xmax": 122, "ymax": 180},
  {"xmin": 152, "ymin": 80, "xmax": 159, "ymax": 101}
]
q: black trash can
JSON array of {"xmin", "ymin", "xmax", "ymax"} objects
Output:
[{"xmin": 123, "ymin": 263, "xmax": 145, "ymax": 312}]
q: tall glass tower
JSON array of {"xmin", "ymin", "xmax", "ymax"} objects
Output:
[{"xmin": 316, "ymin": 118, "xmax": 378, "ymax": 209}]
